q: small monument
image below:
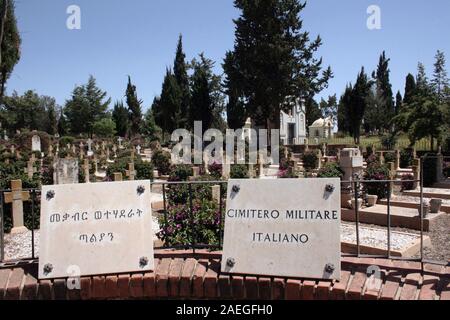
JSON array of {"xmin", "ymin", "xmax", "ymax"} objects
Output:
[
  {"xmin": 31, "ymin": 135, "xmax": 41, "ymax": 152},
  {"xmin": 53, "ymin": 158, "xmax": 79, "ymax": 185}
]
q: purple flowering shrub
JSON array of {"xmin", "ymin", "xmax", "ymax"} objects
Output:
[
  {"xmin": 157, "ymin": 199, "xmax": 223, "ymax": 246},
  {"xmin": 364, "ymin": 162, "xmax": 391, "ymax": 199},
  {"xmin": 208, "ymin": 161, "xmax": 223, "ymax": 179}
]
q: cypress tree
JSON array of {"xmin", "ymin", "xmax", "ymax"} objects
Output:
[
  {"xmin": 126, "ymin": 76, "xmax": 143, "ymax": 137},
  {"xmin": 112, "ymin": 100, "xmax": 129, "ymax": 137},
  {"xmin": 403, "ymin": 73, "xmax": 416, "ymax": 105},
  {"xmin": 173, "ymin": 35, "xmax": 190, "ymax": 129}
]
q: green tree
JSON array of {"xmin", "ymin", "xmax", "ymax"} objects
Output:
[
  {"xmin": 319, "ymin": 94, "xmax": 337, "ymax": 121},
  {"xmin": 189, "ymin": 54, "xmax": 224, "ymax": 133},
  {"xmin": 46, "ymin": 103, "xmax": 58, "ymax": 135},
  {"xmin": 395, "ymin": 91, "xmax": 402, "ymax": 115},
  {"xmin": 229, "ymin": 0, "xmax": 332, "ymax": 130},
  {"xmin": 348, "ymin": 67, "xmax": 372, "ymax": 144},
  {"xmin": 111, "ymin": 100, "xmax": 129, "ymax": 137},
  {"xmin": 93, "ymin": 117, "xmax": 116, "ymax": 137},
  {"xmin": 126, "ymin": 76, "xmax": 143, "ymax": 137},
  {"xmin": 173, "ymin": 35, "xmax": 190, "ymax": 129},
  {"xmin": 431, "ymin": 50, "xmax": 449, "ymax": 103},
  {"xmin": 305, "ymin": 97, "xmax": 322, "ymax": 134},
  {"xmin": 0, "ymin": 0, "xmax": 20, "ymax": 99},
  {"xmin": 64, "ymin": 75, "xmax": 110, "ymax": 137},
  {"xmin": 154, "ymin": 69, "xmax": 182, "ymax": 137},
  {"xmin": 142, "ymin": 108, "xmax": 162, "ymax": 142},
  {"xmin": 337, "ymin": 84, "xmax": 352, "ymax": 134},
  {"xmin": 223, "ymin": 51, "xmax": 247, "ymax": 129},
  {"xmin": 403, "ymin": 73, "xmax": 416, "ymax": 105},
  {"xmin": 371, "ymin": 51, "xmax": 394, "ymax": 131}
]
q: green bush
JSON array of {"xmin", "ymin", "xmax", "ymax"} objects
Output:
[
  {"xmin": 208, "ymin": 162, "xmax": 222, "ymax": 179},
  {"xmin": 157, "ymin": 199, "xmax": 222, "ymax": 247},
  {"xmin": 135, "ymin": 161, "xmax": 154, "ymax": 180},
  {"xmin": 400, "ymin": 149, "xmax": 414, "ymax": 168},
  {"xmin": 151, "ymin": 149, "xmax": 172, "ymax": 175},
  {"xmin": 59, "ymin": 136, "xmax": 75, "ymax": 147},
  {"xmin": 302, "ymin": 151, "xmax": 318, "ymax": 170},
  {"xmin": 317, "ymin": 163, "xmax": 344, "ymax": 179},
  {"xmin": 93, "ymin": 118, "xmax": 117, "ymax": 138},
  {"xmin": 364, "ymin": 163, "xmax": 391, "ymax": 199},
  {"xmin": 383, "ymin": 152, "xmax": 395, "ymax": 164},
  {"xmin": 166, "ymin": 175, "xmax": 215, "ymax": 206},
  {"xmin": 230, "ymin": 164, "xmax": 249, "ymax": 179},
  {"xmin": 169, "ymin": 165, "xmax": 193, "ymax": 181},
  {"xmin": 401, "ymin": 174, "xmax": 415, "ymax": 191}
]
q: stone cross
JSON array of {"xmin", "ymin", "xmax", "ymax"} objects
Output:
[
  {"xmin": 24, "ymin": 156, "xmax": 38, "ymax": 179},
  {"xmin": 118, "ymin": 137, "xmax": 124, "ymax": 149},
  {"xmin": 211, "ymin": 185, "xmax": 221, "ymax": 206},
  {"xmin": 71, "ymin": 144, "xmax": 77, "ymax": 154},
  {"xmin": 10, "ymin": 145, "xmax": 15, "ymax": 154},
  {"xmin": 112, "ymin": 145, "xmax": 118, "ymax": 158},
  {"xmin": 87, "ymin": 139, "xmax": 93, "ymax": 157},
  {"xmin": 4, "ymin": 180, "xmax": 30, "ymax": 233},
  {"xmin": 48, "ymin": 145, "xmax": 54, "ymax": 157},
  {"xmin": 83, "ymin": 159, "xmax": 91, "ymax": 183},
  {"xmin": 114, "ymin": 172, "xmax": 123, "ymax": 181},
  {"xmin": 126, "ymin": 162, "xmax": 136, "ymax": 181},
  {"xmin": 93, "ymin": 157, "xmax": 99, "ymax": 175},
  {"xmin": 136, "ymin": 145, "xmax": 142, "ymax": 155}
]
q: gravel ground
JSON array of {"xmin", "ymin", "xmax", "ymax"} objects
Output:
[{"xmin": 341, "ymin": 223, "xmax": 420, "ymax": 251}]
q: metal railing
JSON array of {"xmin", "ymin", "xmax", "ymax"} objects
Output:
[{"xmin": 0, "ymin": 159, "xmax": 448, "ymax": 270}]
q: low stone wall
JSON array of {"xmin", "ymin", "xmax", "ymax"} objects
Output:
[{"xmin": 0, "ymin": 250, "xmax": 448, "ymax": 300}]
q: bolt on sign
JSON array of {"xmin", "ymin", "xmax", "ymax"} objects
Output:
[
  {"xmin": 38, "ymin": 181, "xmax": 154, "ymax": 279},
  {"xmin": 221, "ymin": 179, "xmax": 341, "ymax": 280}
]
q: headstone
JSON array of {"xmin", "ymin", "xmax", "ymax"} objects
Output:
[
  {"xmin": 221, "ymin": 179, "xmax": 341, "ymax": 280},
  {"xmin": 126, "ymin": 162, "xmax": 136, "ymax": 181},
  {"xmin": 31, "ymin": 135, "xmax": 41, "ymax": 152},
  {"xmin": 83, "ymin": 159, "xmax": 91, "ymax": 183},
  {"xmin": 38, "ymin": 180, "xmax": 154, "ymax": 279},
  {"xmin": 192, "ymin": 167, "xmax": 200, "ymax": 178},
  {"xmin": 118, "ymin": 137, "xmax": 124, "ymax": 149},
  {"xmin": 339, "ymin": 148, "xmax": 363, "ymax": 184},
  {"xmin": 53, "ymin": 159, "xmax": 79, "ymax": 185},
  {"xmin": 4, "ymin": 180, "xmax": 30, "ymax": 234},
  {"xmin": 114, "ymin": 172, "xmax": 123, "ymax": 181},
  {"xmin": 87, "ymin": 139, "xmax": 94, "ymax": 157}
]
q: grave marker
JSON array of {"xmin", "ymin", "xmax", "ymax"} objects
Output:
[
  {"xmin": 38, "ymin": 180, "xmax": 154, "ymax": 279},
  {"xmin": 53, "ymin": 159, "xmax": 79, "ymax": 185},
  {"xmin": 126, "ymin": 162, "xmax": 136, "ymax": 181},
  {"xmin": 221, "ymin": 178, "xmax": 341, "ymax": 280},
  {"xmin": 4, "ymin": 180, "xmax": 30, "ymax": 234},
  {"xmin": 31, "ymin": 135, "xmax": 41, "ymax": 152}
]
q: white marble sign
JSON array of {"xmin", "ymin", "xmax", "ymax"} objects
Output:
[
  {"xmin": 39, "ymin": 180, "xmax": 154, "ymax": 279},
  {"xmin": 221, "ymin": 178, "xmax": 341, "ymax": 280}
]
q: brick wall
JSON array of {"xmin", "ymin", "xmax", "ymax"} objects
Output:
[{"xmin": 0, "ymin": 250, "xmax": 449, "ymax": 300}]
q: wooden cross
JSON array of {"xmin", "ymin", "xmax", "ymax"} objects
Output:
[
  {"xmin": 83, "ymin": 159, "xmax": 91, "ymax": 183},
  {"xmin": 126, "ymin": 162, "xmax": 136, "ymax": 181},
  {"xmin": 4, "ymin": 180, "xmax": 30, "ymax": 233}
]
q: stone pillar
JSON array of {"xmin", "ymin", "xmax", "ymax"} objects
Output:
[
  {"xmin": 192, "ymin": 167, "xmax": 200, "ymax": 178},
  {"xmin": 412, "ymin": 158, "xmax": 421, "ymax": 190},
  {"xmin": 4, "ymin": 180, "xmax": 30, "ymax": 234},
  {"xmin": 395, "ymin": 149, "xmax": 400, "ymax": 170},
  {"xmin": 114, "ymin": 172, "xmax": 123, "ymax": 182},
  {"xmin": 248, "ymin": 163, "xmax": 254, "ymax": 178},
  {"xmin": 211, "ymin": 185, "xmax": 221, "ymax": 206}
]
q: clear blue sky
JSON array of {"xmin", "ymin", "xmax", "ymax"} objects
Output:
[{"xmin": 7, "ymin": 0, "xmax": 450, "ymax": 110}]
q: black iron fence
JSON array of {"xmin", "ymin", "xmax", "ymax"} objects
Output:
[{"xmin": 0, "ymin": 156, "xmax": 448, "ymax": 271}]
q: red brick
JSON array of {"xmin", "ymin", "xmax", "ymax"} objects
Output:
[
  {"xmin": 155, "ymin": 258, "xmax": 171, "ymax": 297},
  {"xmin": 301, "ymin": 280, "xmax": 315, "ymax": 300},
  {"xmin": 316, "ymin": 281, "xmax": 331, "ymax": 300},
  {"xmin": 272, "ymin": 278, "xmax": 285, "ymax": 300},
  {"xmin": 53, "ymin": 279, "xmax": 67, "ymax": 300},
  {"xmin": 130, "ymin": 274, "xmax": 144, "ymax": 298},
  {"xmin": 38, "ymin": 279, "xmax": 53, "ymax": 300},
  {"xmin": 380, "ymin": 271, "xmax": 402, "ymax": 300},
  {"xmin": 330, "ymin": 270, "xmax": 351, "ymax": 300},
  {"xmin": 258, "ymin": 278, "xmax": 271, "ymax": 300},
  {"xmin": 204, "ymin": 260, "xmax": 220, "ymax": 298},
  {"xmin": 92, "ymin": 276, "xmax": 105, "ymax": 299},
  {"xmin": 21, "ymin": 274, "xmax": 38, "ymax": 300},
  {"xmin": 285, "ymin": 279, "xmax": 301, "ymax": 300},
  {"xmin": 192, "ymin": 259, "xmax": 208, "ymax": 298},
  {"xmin": 0, "ymin": 269, "xmax": 11, "ymax": 299},
  {"xmin": 4, "ymin": 268, "xmax": 24, "ymax": 300},
  {"xmin": 117, "ymin": 275, "xmax": 130, "ymax": 298},
  {"xmin": 347, "ymin": 271, "xmax": 366, "ymax": 300},
  {"xmin": 231, "ymin": 276, "xmax": 245, "ymax": 299},
  {"xmin": 168, "ymin": 258, "xmax": 184, "ymax": 297},
  {"xmin": 179, "ymin": 258, "xmax": 196, "ymax": 297},
  {"xmin": 419, "ymin": 274, "xmax": 439, "ymax": 300},
  {"xmin": 244, "ymin": 276, "xmax": 258, "ymax": 299},
  {"xmin": 218, "ymin": 275, "xmax": 232, "ymax": 299},
  {"xmin": 104, "ymin": 275, "xmax": 119, "ymax": 299},
  {"xmin": 80, "ymin": 277, "xmax": 92, "ymax": 300},
  {"xmin": 143, "ymin": 271, "xmax": 156, "ymax": 298},
  {"xmin": 400, "ymin": 273, "xmax": 421, "ymax": 300}
]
